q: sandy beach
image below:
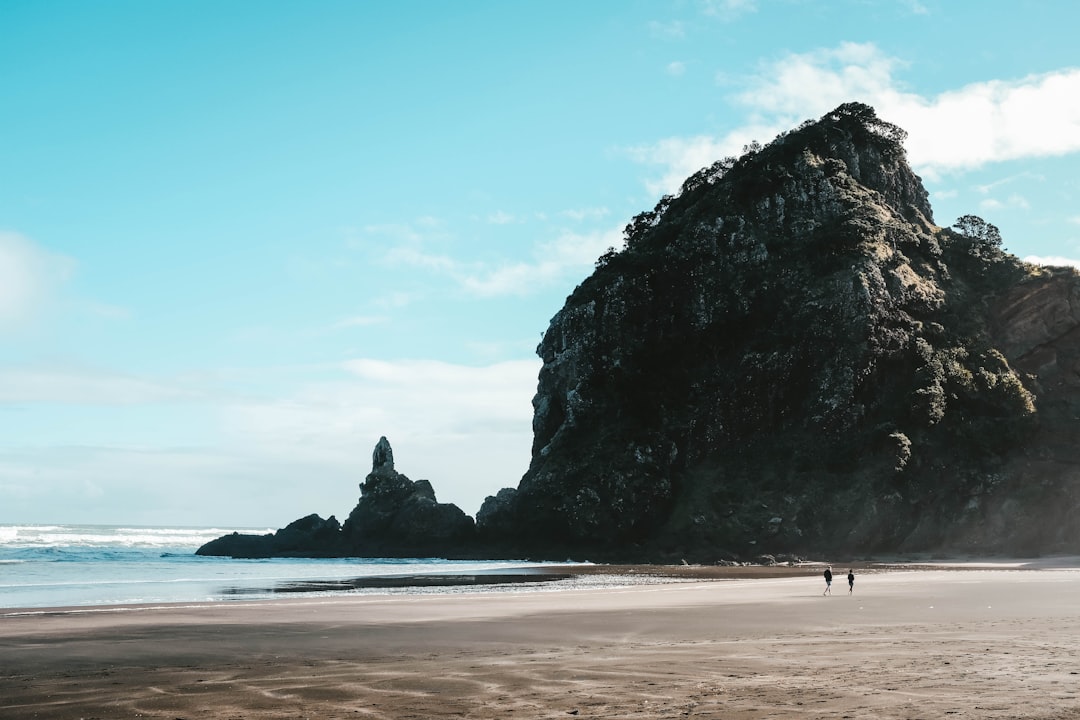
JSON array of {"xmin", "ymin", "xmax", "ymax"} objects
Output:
[{"xmin": 3, "ymin": 563, "xmax": 1080, "ymax": 719}]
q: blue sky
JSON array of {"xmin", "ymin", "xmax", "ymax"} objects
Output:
[{"xmin": 3, "ymin": 0, "xmax": 1080, "ymax": 527}]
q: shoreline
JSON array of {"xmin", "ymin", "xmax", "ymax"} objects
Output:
[
  {"xmin": 5, "ymin": 556, "xmax": 1079, "ymax": 617},
  {"xmin": 4, "ymin": 565, "xmax": 1080, "ymax": 718}
]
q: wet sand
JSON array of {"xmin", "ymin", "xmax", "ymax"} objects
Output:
[{"xmin": 3, "ymin": 562, "xmax": 1080, "ymax": 719}]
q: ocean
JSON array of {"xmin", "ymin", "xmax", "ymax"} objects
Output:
[{"xmin": 0, "ymin": 523, "xmax": 557, "ymax": 610}]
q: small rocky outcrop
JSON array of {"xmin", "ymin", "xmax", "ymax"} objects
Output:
[
  {"xmin": 341, "ymin": 437, "xmax": 476, "ymax": 556},
  {"xmin": 196, "ymin": 514, "xmax": 344, "ymax": 558},
  {"xmin": 197, "ymin": 437, "xmax": 477, "ymax": 558}
]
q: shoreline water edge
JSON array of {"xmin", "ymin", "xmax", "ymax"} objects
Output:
[
  {"xmin": 5, "ymin": 523, "xmax": 1080, "ymax": 613},
  {"xmin": 4, "ymin": 564, "xmax": 1080, "ymax": 719}
]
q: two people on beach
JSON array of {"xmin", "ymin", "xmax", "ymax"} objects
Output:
[{"xmin": 823, "ymin": 566, "xmax": 855, "ymax": 595}]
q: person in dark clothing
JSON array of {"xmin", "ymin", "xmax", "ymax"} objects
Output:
[
  {"xmin": 823, "ymin": 566, "xmax": 833, "ymax": 596},
  {"xmin": 847, "ymin": 569, "xmax": 855, "ymax": 594}
]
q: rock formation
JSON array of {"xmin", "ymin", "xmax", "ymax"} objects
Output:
[
  {"xmin": 202, "ymin": 103, "xmax": 1080, "ymax": 561},
  {"xmin": 340, "ymin": 436, "xmax": 476, "ymax": 555},
  {"xmin": 196, "ymin": 513, "xmax": 344, "ymax": 558},
  {"xmin": 475, "ymin": 102, "xmax": 1080, "ymax": 560},
  {"xmin": 197, "ymin": 436, "xmax": 477, "ymax": 558}
]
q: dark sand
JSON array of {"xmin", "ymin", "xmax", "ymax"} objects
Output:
[{"xmin": 3, "ymin": 561, "xmax": 1080, "ymax": 719}]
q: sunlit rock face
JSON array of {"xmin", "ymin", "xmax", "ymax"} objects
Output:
[{"xmin": 478, "ymin": 103, "xmax": 1080, "ymax": 561}]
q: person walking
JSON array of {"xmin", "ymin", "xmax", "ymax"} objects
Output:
[
  {"xmin": 823, "ymin": 565, "xmax": 833, "ymax": 596},
  {"xmin": 847, "ymin": 569, "xmax": 855, "ymax": 594}
]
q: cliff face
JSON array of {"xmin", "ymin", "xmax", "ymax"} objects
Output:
[{"xmin": 477, "ymin": 103, "xmax": 1080, "ymax": 560}]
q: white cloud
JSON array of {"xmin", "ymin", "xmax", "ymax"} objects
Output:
[
  {"xmin": 702, "ymin": 0, "xmax": 758, "ymax": 20},
  {"xmin": 980, "ymin": 194, "xmax": 1030, "ymax": 211},
  {"xmin": 630, "ymin": 43, "xmax": 1080, "ymax": 195},
  {"xmin": 627, "ymin": 125, "xmax": 781, "ymax": 196},
  {"xmin": 735, "ymin": 42, "xmax": 904, "ymax": 118},
  {"xmin": 487, "ymin": 210, "xmax": 517, "ymax": 225},
  {"xmin": 0, "ymin": 366, "xmax": 198, "ymax": 405},
  {"xmin": 352, "ymin": 217, "xmax": 449, "ymax": 251},
  {"xmin": 0, "ymin": 356, "xmax": 543, "ymax": 524},
  {"xmin": 462, "ymin": 226, "xmax": 624, "ymax": 297},
  {"xmin": 667, "ymin": 61, "xmax": 686, "ymax": 77},
  {"xmin": 0, "ymin": 232, "xmax": 74, "ymax": 330},
  {"xmin": 738, "ymin": 43, "xmax": 1080, "ymax": 173},
  {"xmin": 220, "ymin": 358, "xmax": 541, "ymax": 515},
  {"xmin": 385, "ymin": 245, "xmax": 459, "ymax": 273},
  {"xmin": 356, "ymin": 222, "xmax": 426, "ymax": 245},
  {"xmin": 560, "ymin": 206, "xmax": 610, "ymax": 221},
  {"xmin": 374, "ymin": 291, "xmax": 415, "ymax": 309},
  {"xmin": 975, "ymin": 172, "xmax": 1044, "ymax": 195},
  {"xmin": 0, "ymin": 444, "xmax": 354, "ymax": 527},
  {"xmin": 332, "ymin": 315, "xmax": 387, "ymax": 329},
  {"xmin": 224, "ymin": 358, "xmax": 539, "ymax": 451},
  {"xmin": 898, "ymin": 71, "xmax": 1080, "ymax": 173},
  {"xmin": 82, "ymin": 301, "xmax": 132, "ymax": 320},
  {"xmin": 1023, "ymin": 255, "xmax": 1080, "ymax": 270},
  {"xmin": 542, "ymin": 225, "xmax": 624, "ymax": 267},
  {"xmin": 648, "ymin": 20, "xmax": 685, "ymax": 39},
  {"xmin": 386, "ymin": 223, "xmax": 624, "ymax": 298}
]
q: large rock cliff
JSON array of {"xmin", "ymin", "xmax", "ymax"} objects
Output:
[{"xmin": 475, "ymin": 102, "xmax": 1080, "ymax": 560}]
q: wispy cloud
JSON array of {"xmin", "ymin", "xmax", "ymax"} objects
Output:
[
  {"xmin": 626, "ymin": 125, "xmax": 780, "ymax": 196},
  {"xmin": 487, "ymin": 211, "xmax": 517, "ymax": 225},
  {"xmin": 220, "ymin": 357, "xmax": 541, "ymax": 513},
  {"xmin": 980, "ymin": 194, "xmax": 1031, "ymax": 211},
  {"xmin": 667, "ymin": 61, "xmax": 687, "ymax": 77},
  {"xmin": 975, "ymin": 172, "xmax": 1045, "ymax": 194},
  {"xmin": 81, "ymin": 301, "xmax": 133, "ymax": 320},
  {"xmin": 385, "ymin": 246, "xmax": 459, "ymax": 274},
  {"xmin": 0, "ymin": 443, "xmax": 359, "ymax": 527},
  {"xmin": 0, "ymin": 232, "xmax": 74, "ymax": 330},
  {"xmin": 461, "ymin": 226, "xmax": 624, "ymax": 297},
  {"xmin": 385, "ymin": 224, "xmax": 624, "ymax": 298},
  {"xmin": 351, "ymin": 217, "xmax": 450, "ymax": 251},
  {"xmin": 0, "ymin": 356, "xmax": 542, "ymax": 523},
  {"xmin": 331, "ymin": 315, "xmax": 388, "ymax": 329},
  {"xmin": 701, "ymin": 0, "xmax": 758, "ymax": 21},
  {"xmin": 0, "ymin": 365, "xmax": 199, "ymax": 405},
  {"xmin": 648, "ymin": 20, "xmax": 685, "ymax": 39},
  {"xmin": 560, "ymin": 206, "xmax": 610, "ymax": 222}
]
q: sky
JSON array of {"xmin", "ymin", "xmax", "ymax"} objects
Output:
[{"xmin": 3, "ymin": 0, "xmax": 1080, "ymax": 528}]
